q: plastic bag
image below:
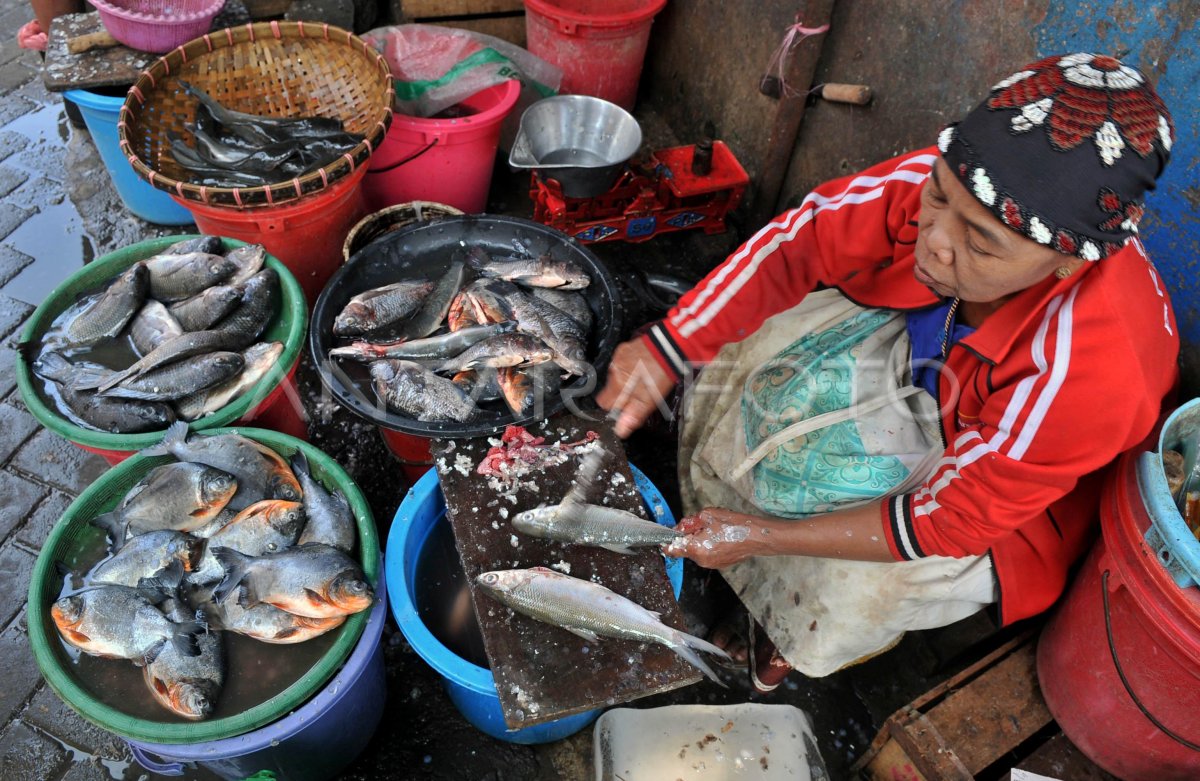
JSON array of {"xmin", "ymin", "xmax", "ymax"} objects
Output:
[{"xmin": 362, "ymin": 24, "xmax": 562, "ymax": 126}]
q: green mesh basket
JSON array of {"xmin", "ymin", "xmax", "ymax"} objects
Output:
[
  {"xmin": 26, "ymin": 428, "xmax": 380, "ymax": 744},
  {"xmin": 15, "ymin": 236, "xmax": 308, "ymax": 455}
]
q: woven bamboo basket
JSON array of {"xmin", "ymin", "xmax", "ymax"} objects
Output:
[{"xmin": 118, "ymin": 21, "xmax": 394, "ymax": 208}]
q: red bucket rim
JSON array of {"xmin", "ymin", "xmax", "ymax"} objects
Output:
[{"xmin": 524, "ymin": 0, "xmax": 668, "ymax": 29}]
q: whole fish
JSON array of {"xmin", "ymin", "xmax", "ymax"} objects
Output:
[
  {"xmin": 292, "ymin": 450, "xmax": 355, "ymax": 552},
  {"xmin": 170, "ymin": 286, "xmax": 242, "ymax": 332},
  {"xmin": 436, "ymin": 333, "xmax": 555, "ymax": 374},
  {"xmin": 466, "ymin": 247, "xmax": 590, "ymax": 290},
  {"xmin": 397, "ymin": 260, "xmax": 466, "ymax": 341},
  {"xmin": 92, "ymin": 462, "xmax": 238, "ymax": 539},
  {"xmin": 328, "ymin": 322, "xmax": 515, "ymax": 362},
  {"xmin": 91, "ymin": 530, "xmax": 202, "ymax": 586},
  {"xmin": 180, "ymin": 81, "xmax": 349, "ymax": 143},
  {"xmin": 88, "ymin": 330, "xmax": 242, "ymax": 392},
  {"xmin": 143, "ymin": 252, "xmax": 237, "ymax": 303},
  {"xmin": 142, "ymin": 422, "xmax": 296, "ymax": 509},
  {"xmin": 475, "ymin": 568, "xmax": 729, "ymax": 684},
  {"xmin": 145, "ymin": 598, "xmax": 225, "ymax": 720},
  {"xmin": 196, "ymin": 589, "xmax": 344, "ymax": 644},
  {"xmin": 530, "ymin": 288, "xmax": 592, "ymax": 331},
  {"xmin": 63, "ymin": 264, "xmax": 147, "ymax": 347},
  {"xmin": 99, "ymin": 351, "xmax": 245, "ymax": 402},
  {"xmin": 209, "ymin": 269, "xmax": 280, "ymax": 350},
  {"xmin": 51, "ymin": 584, "xmax": 204, "ymax": 665},
  {"xmin": 212, "ymin": 543, "xmax": 374, "ymax": 619},
  {"xmin": 370, "ymin": 359, "xmax": 478, "ymax": 423},
  {"xmin": 224, "ymin": 244, "xmax": 266, "ymax": 286},
  {"xmin": 164, "ymin": 236, "xmax": 224, "ymax": 256},
  {"xmin": 512, "ymin": 504, "xmax": 681, "ymax": 554},
  {"xmin": 34, "ymin": 353, "xmax": 176, "ymax": 434},
  {"xmin": 482, "ymin": 282, "xmax": 589, "ymax": 375},
  {"xmin": 175, "ymin": 341, "xmax": 284, "ymax": 421},
  {"xmin": 129, "ymin": 300, "xmax": 185, "ymax": 356},
  {"xmin": 332, "ymin": 280, "xmax": 436, "ymax": 337},
  {"xmin": 190, "ymin": 499, "xmax": 306, "ymax": 584}
]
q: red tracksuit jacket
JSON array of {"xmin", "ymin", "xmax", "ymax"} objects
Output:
[{"xmin": 644, "ymin": 147, "xmax": 1179, "ymax": 625}]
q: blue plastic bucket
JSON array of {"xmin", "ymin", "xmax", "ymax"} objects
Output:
[
  {"xmin": 1137, "ymin": 397, "xmax": 1200, "ymax": 589},
  {"xmin": 386, "ymin": 464, "xmax": 682, "ymax": 744},
  {"xmin": 124, "ymin": 570, "xmax": 388, "ymax": 780},
  {"xmin": 64, "ymin": 89, "xmax": 194, "ymax": 226}
]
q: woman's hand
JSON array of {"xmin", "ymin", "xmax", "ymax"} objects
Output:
[
  {"xmin": 664, "ymin": 507, "xmax": 775, "ymax": 569},
  {"xmin": 595, "ymin": 337, "xmax": 677, "ymax": 438}
]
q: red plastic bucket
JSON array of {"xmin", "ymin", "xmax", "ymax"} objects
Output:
[
  {"xmin": 1037, "ymin": 449, "xmax": 1200, "ymax": 780},
  {"xmin": 364, "ymin": 80, "xmax": 521, "ymax": 214},
  {"xmin": 378, "ymin": 427, "xmax": 435, "ymax": 484},
  {"xmin": 75, "ymin": 359, "xmax": 308, "ymax": 466},
  {"xmin": 172, "ymin": 168, "xmax": 370, "ymax": 306},
  {"xmin": 524, "ymin": 0, "xmax": 668, "ymax": 110}
]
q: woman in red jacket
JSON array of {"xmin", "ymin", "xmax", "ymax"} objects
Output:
[{"xmin": 597, "ymin": 53, "xmax": 1179, "ymax": 692}]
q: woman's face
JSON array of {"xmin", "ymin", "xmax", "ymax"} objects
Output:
[{"xmin": 915, "ymin": 158, "xmax": 1072, "ymax": 303}]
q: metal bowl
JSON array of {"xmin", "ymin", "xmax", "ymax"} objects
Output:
[
  {"xmin": 509, "ymin": 95, "xmax": 643, "ymax": 198},
  {"xmin": 310, "ymin": 214, "xmax": 622, "ymax": 439}
]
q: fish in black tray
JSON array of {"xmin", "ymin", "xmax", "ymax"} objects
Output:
[
  {"xmin": 465, "ymin": 246, "xmax": 590, "ymax": 290},
  {"xmin": 436, "ymin": 332, "xmax": 556, "ymax": 374},
  {"xmin": 329, "ymin": 322, "xmax": 515, "ymax": 362},
  {"xmin": 332, "ymin": 279, "xmax": 437, "ymax": 337},
  {"xmin": 370, "ymin": 359, "xmax": 479, "ymax": 423}
]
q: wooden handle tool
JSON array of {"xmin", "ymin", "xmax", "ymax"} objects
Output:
[
  {"xmin": 67, "ymin": 30, "xmax": 120, "ymax": 54},
  {"xmin": 817, "ymin": 83, "xmax": 873, "ymax": 105}
]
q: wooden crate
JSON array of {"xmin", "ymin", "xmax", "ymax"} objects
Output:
[
  {"xmin": 396, "ymin": 0, "xmax": 526, "ymax": 46},
  {"xmin": 245, "ymin": 0, "xmax": 293, "ymax": 19}
]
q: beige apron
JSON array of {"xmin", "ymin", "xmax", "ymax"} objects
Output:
[{"xmin": 679, "ymin": 289, "xmax": 996, "ymax": 677}]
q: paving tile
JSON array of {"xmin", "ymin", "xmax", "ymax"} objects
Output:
[
  {"xmin": 0, "ymin": 617, "xmax": 44, "ymax": 726},
  {"xmin": 0, "ymin": 343, "xmax": 15, "ymax": 398},
  {"xmin": 0, "ymin": 164, "xmax": 28, "ymax": 199},
  {"xmin": 0, "ymin": 95, "xmax": 35, "ymax": 127},
  {"xmin": 0, "ymin": 468, "xmax": 46, "ymax": 542},
  {"xmin": 0, "ymin": 202, "xmax": 34, "ymax": 242},
  {"xmin": 8, "ymin": 176, "xmax": 65, "ymax": 210},
  {"xmin": 11, "ymin": 429, "xmax": 108, "ymax": 495},
  {"xmin": 0, "ymin": 293, "xmax": 33, "ymax": 339},
  {"xmin": 0, "ymin": 130, "xmax": 23, "ymax": 162},
  {"xmin": 0, "ymin": 720, "xmax": 68, "ymax": 781},
  {"xmin": 0, "ymin": 243, "xmax": 33, "ymax": 287},
  {"xmin": 0, "ymin": 60, "xmax": 35, "ymax": 94},
  {"xmin": 0, "ymin": 543, "xmax": 36, "ymax": 627},
  {"xmin": 23, "ymin": 686, "xmax": 132, "ymax": 761},
  {"xmin": 15, "ymin": 489, "xmax": 73, "ymax": 551}
]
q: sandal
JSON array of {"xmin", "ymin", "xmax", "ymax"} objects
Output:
[
  {"xmin": 748, "ymin": 618, "xmax": 793, "ymax": 694},
  {"xmin": 706, "ymin": 609, "xmax": 750, "ymax": 670}
]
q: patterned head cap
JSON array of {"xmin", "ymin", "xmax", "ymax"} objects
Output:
[{"xmin": 938, "ymin": 53, "xmax": 1173, "ymax": 260}]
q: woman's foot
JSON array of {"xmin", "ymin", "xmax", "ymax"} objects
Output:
[
  {"xmin": 707, "ymin": 610, "xmax": 750, "ymax": 669},
  {"xmin": 748, "ymin": 620, "xmax": 792, "ymax": 694}
]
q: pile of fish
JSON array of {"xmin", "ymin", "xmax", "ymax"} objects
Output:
[
  {"xmin": 32, "ymin": 235, "xmax": 282, "ymax": 434},
  {"xmin": 328, "ymin": 243, "xmax": 595, "ymax": 423},
  {"xmin": 170, "ymin": 82, "xmax": 366, "ymax": 189},
  {"xmin": 51, "ymin": 425, "xmax": 372, "ymax": 721}
]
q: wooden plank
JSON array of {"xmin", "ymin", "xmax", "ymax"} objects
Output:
[
  {"xmin": 432, "ymin": 413, "xmax": 699, "ymax": 731},
  {"xmin": 434, "ymin": 16, "xmax": 526, "ymax": 47},
  {"xmin": 403, "ymin": 0, "xmax": 524, "ymax": 16},
  {"xmin": 245, "ymin": 0, "xmax": 293, "ymax": 18},
  {"xmin": 858, "ymin": 740, "xmax": 932, "ymax": 781},
  {"xmin": 1002, "ymin": 733, "xmax": 1119, "ymax": 781}
]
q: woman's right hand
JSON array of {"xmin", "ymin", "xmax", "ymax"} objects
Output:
[{"xmin": 595, "ymin": 337, "xmax": 677, "ymax": 438}]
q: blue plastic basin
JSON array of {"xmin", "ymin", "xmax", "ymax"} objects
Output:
[
  {"xmin": 64, "ymin": 89, "xmax": 194, "ymax": 226},
  {"xmin": 387, "ymin": 464, "xmax": 682, "ymax": 744},
  {"xmin": 124, "ymin": 567, "xmax": 388, "ymax": 780}
]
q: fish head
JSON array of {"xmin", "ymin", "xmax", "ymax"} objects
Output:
[
  {"xmin": 266, "ymin": 501, "xmax": 306, "ymax": 541},
  {"xmin": 208, "ymin": 258, "xmax": 237, "ymax": 283},
  {"xmin": 334, "ymin": 302, "xmax": 375, "ymax": 335},
  {"xmin": 147, "ymin": 674, "xmax": 216, "ymax": 721},
  {"xmin": 328, "ymin": 571, "xmax": 374, "ymax": 613},
  {"xmin": 32, "ymin": 352, "xmax": 72, "ymax": 383},
  {"xmin": 475, "ymin": 569, "xmax": 538, "ymax": 596},
  {"xmin": 170, "ymin": 536, "xmax": 205, "ymax": 571},
  {"xmin": 199, "ymin": 468, "xmax": 238, "ymax": 508},
  {"xmin": 122, "ymin": 262, "xmax": 150, "ymax": 291},
  {"xmin": 511, "ymin": 506, "xmax": 555, "ymax": 535},
  {"xmin": 213, "ymin": 353, "xmax": 245, "ymax": 374},
  {"xmin": 51, "ymin": 595, "xmax": 85, "ymax": 629}
]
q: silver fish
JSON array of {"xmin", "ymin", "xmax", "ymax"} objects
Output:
[
  {"xmin": 224, "ymin": 244, "xmax": 267, "ymax": 287},
  {"xmin": 475, "ymin": 568, "xmax": 729, "ymax": 684},
  {"xmin": 51, "ymin": 584, "xmax": 204, "ymax": 665},
  {"xmin": 333, "ymin": 279, "xmax": 437, "ymax": 337},
  {"xmin": 466, "ymin": 248, "xmax": 590, "ymax": 290},
  {"xmin": 92, "ymin": 462, "xmax": 238, "ymax": 539},
  {"xmin": 175, "ymin": 341, "xmax": 284, "ymax": 421},
  {"xmin": 89, "ymin": 329, "xmax": 242, "ymax": 392},
  {"xmin": 212, "ymin": 543, "xmax": 374, "ymax": 619},
  {"xmin": 328, "ymin": 322, "xmax": 516, "ymax": 362},
  {"xmin": 92, "ymin": 530, "xmax": 202, "ymax": 587},
  {"xmin": 143, "ymin": 252, "xmax": 237, "ymax": 302},
  {"xmin": 210, "ymin": 269, "xmax": 280, "ymax": 350},
  {"xmin": 33, "ymin": 353, "xmax": 176, "ymax": 434},
  {"xmin": 63, "ymin": 264, "xmax": 148, "ymax": 347},
  {"xmin": 129, "ymin": 300, "xmax": 185, "ymax": 356},
  {"xmin": 190, "ymin": 499, "xmax": 306, "ymax": 584},
  {"xmin": 142, "ymin": 422, "xmax": 294, "ymax": 509},
  {"xmin": 530, "ymin": 288, "xmax": 592, "ymax": 331},
  {"xmin": 397, "ymin": 260, "xmax": 466, "ymax": 340},
  {"xmin": 164, "ymin": 236, "xmax": 224, "ymax": 256},
  {"xmin": 99, "ymin": 352, "xmax": 245, "ymax": 402},
  {"xmin": 479, "ymin": 282, "xmax": 589, "ymax": 375},
  {"xmin": 512, "ymin": 504, "xmax": 681, "ymax": 554},
  {"xmin": 436, "ymin": 332, "xmax": 555, "ymax": 374},
  {"xmin": 169, "ymin": 286, "xmax": 242, "ymax": 332},
  {"xmin": 370, "ymin": 359, "xmax": 478, "ymax": 422},
  {"xmin": 292, "ymin": 450, "xmax": 355, "ymax": 552},
  {"xmin": 145, "ymin": 599, "xmax": 225, "ymax": 720},
  {"xmin": 195, "ymin": 589, "xmax": 344, "ymax": 644}
]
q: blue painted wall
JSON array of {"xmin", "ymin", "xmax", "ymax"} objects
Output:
[{"xmin": 1038, "ymin": 3, "xmax": 1200, "ymax": 381}]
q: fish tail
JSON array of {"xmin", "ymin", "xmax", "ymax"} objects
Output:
[
  {"xmin": 463, "ymin": 246, "xmax": 492, "ymax": 271},
  {"xmin": 142, "ymin": 420, "xmax": 188, "ymax": 458},
  {"xmin": 669, "ymin": 638, "xmax": 728, "ymax": 687},
  {"xmin": 90, "ymin": 511, "xmax": 127, "ymax": 552},
  {"xmin": 289, "ymin": 449, "xmax": 311, "ymax": 481},
  {"xmin": 678, "ymin": 629, "xmax": 735, "ymax": 662},
  {"xmin": 211, "ymin": 546, "xmax": 250, "ymax": 605},
  {"xmin": 138, "ymin": 559, "xmax": 185, "ymax": 600},
  {"xmin": 171, "ymin": 620, "xmax": 207, "ymax": 658}
]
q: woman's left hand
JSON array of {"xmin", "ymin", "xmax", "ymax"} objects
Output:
[{"xmin": 664, "ymin": 507, "xmax": 774, "ymax": 569}]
